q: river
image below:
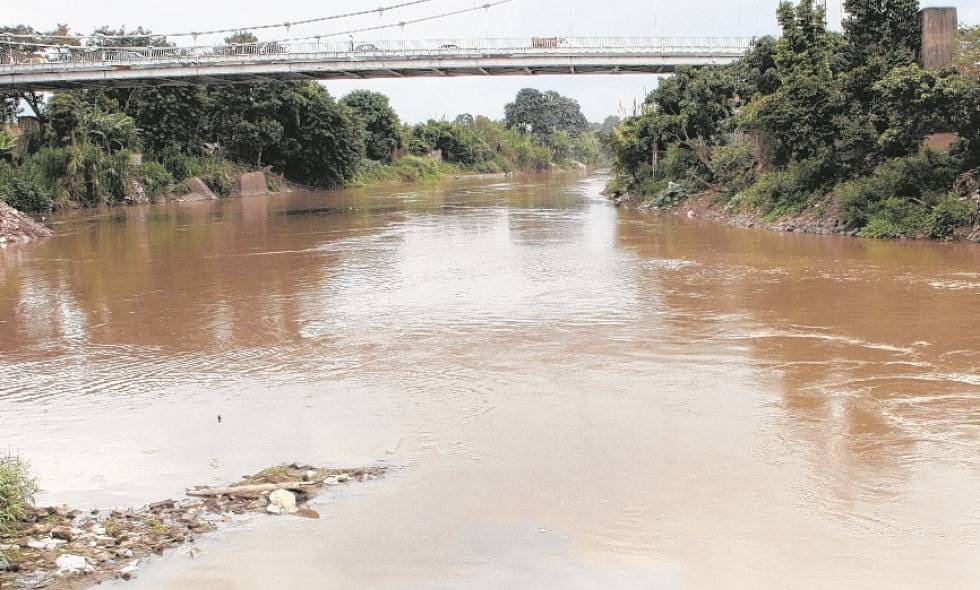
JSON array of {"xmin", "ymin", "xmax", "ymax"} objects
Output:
[{"xmin": 1, "ymin": 172, "xmax": 978, "ymax": 589}]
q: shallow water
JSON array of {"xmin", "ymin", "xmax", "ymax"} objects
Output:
[{"xmin": 1, "ymin": 173, "xmax": 978, "ymax": 589}]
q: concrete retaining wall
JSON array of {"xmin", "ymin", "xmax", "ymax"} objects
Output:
[{"xmin": 238, "ymin": 172, "xmax": 268, "ymax": 196}]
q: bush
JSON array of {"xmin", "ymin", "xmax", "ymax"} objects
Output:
[
  {"xmin": 859, "ymin": 197, "xmax": 928, "ymax": 238},
  {"xmin": 738, "ymin": 157, "xmax": 825, "ymax": 214},
  {"xmin": 649, "ymin": 183, "xmax": 690, "ymax": 208},
  {"xmin": 0, "ymin": 454, "xmax": 39, "ymax": 537},
  {"xmin": 140, "ymin": 161, "xmax": 174, "ymax": 199},
  {"xmin": 0, "ymin": 160, "xmax": 55, "ymax": 213},
  {"xmin": 926, "ymin": 194, "xmax": 975, "ymax": 239},
  {"xmin": 711, "ymin": 144, "xmax": 757, "ymax": 195},
  {"xmin": 837, "ymin": 150, "xmax": 961, "ymax": 229}
]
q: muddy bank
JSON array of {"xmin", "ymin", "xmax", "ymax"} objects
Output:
[
  {"xmin": 0, "ymin": 203, "xmax": 52, "ymax": 243},
  {"xmin": 613, "ymin": 191, "xmax": 980, "ymax": 242},
  {"xmin": 0, "ymin": 464, "xmax": 385, "ymax": 590}
]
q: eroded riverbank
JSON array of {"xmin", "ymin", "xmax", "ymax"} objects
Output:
[{"xmin": 1, "ymin": 173, "xmax": 979, "ymax": 588}]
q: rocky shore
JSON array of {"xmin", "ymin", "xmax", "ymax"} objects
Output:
[
  {"xmin": 0, "ymin": 464, "xmax": 385, "ymax": 590},
  {"xmin": 0, "ymin": 203, "xmax": 52, "ymax": 243}
]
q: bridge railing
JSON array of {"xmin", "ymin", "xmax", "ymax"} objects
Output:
[{"xmin": 0, "ymin": 37, "xmax": 754, "ymax": 70}]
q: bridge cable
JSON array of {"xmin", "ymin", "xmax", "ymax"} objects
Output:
[{"xmin": 0, "ymin": 0, "xmax": 440, "ymax": 42}]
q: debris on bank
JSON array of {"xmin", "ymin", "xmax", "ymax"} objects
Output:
[
  {"xmin": 0, "ymin": 202, "xmax": 52, "ymax": 243},
  {"xmin": 0, "ymin": 464, "xmax": 385, "ymax": 589}
]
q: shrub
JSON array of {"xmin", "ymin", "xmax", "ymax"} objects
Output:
[
  {"xmin": 739, "ymin": 158, "xmax": 825, "ymax": 214},
  {"xmin": 0, "ymin": 454, "xmax": 39, "ymax": 537},
  {"xmin": 711, "ymin": 144, "xmax": 757, "ymax": 195},
  {"xmin": 649, "ymin": 183, "xmax": 690, "ymax": 209},
  {"xmin": 837, "ymin": 150, "xmax": 961, "ymax": 229},
  {"xmin": 140, "ymin": 161, "xmax": 174, "ymax": 199},
  {"xmin": 926, "ymin": 194, "xmax": 975, "ymax": 239},
  {"xmin": 858, "ymin": 197, "xmax": 928, "ymax": 238},
  {"xmin": 0, "ymin": 160, "xmax": 55, "ymax": 213}
]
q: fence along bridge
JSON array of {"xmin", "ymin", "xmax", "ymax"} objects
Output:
[{"xmin": 0, "ymin": 37, "xmax": 753, "ymax": 91}]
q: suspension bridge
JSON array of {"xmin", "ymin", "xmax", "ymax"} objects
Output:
[{"xmin": 0, "ymin": 37, "xmax": 752, "ymax": 91}]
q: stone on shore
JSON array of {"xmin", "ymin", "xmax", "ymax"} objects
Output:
[
  {"xmin": 54, "ymin": 554, "xmax": 93, "ymax": 575},
  {"xmin": 266, "ymin": 489, "xmax": 298, "ymax": 515}
]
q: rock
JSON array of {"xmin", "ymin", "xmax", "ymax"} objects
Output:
[
  {"xmin": 119, "ymin": 559, "xmax": 139, "ymax": 575},
  {"xmin": 265, "ymin": 489, "xmax": 298, "ymax": 515},
  {"xmin": 55, "ymin": 554, "xmax": 94, "ymax": 575},
  {"xmin": 295, "ymin": 509, "xmax": 320, "ymax": 520},
  {"xmin": 14, "ymin": 571, "xmax": 53, "ymax": 588},
  {"xmin": 0, "ymin": 556, "xmax": 10, "ymax": 571},
  {"xmin": 189, "ymin": 547, "xmax": 203, "ymax": 559},
  {"xmin": 27, "ymin": 538, "xmax": 67, "ymax": 551},
  {"xmin": 50, "ymin": 526, "xmax": 74, "ymax": 541}
]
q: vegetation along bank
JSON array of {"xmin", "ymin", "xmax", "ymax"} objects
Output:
[
  {"xmin": 0, "ymin": 27, "xmax": 611, "ymax": 239},
  {"xmin": 606, "ymin": 0, "xmax": 980, "ymax": 241}
]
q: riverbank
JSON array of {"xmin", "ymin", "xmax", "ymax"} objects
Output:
[
  {"xmin": 612, "ymin": 189, "xmax": 980, "ymax": 243},
  {"xmin": 0, "ymin": 202, "xmax": 52, "ymax": 243},
  {"xmin": 0, "ymin": 464, "xmax": 384, "ymax": 590}
]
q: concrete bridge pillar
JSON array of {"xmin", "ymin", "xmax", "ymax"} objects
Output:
[{"xmin": 919, "ymin": 7, "xmax": 958, "ymax": 69}]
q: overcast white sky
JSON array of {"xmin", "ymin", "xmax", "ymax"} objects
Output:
[{"xmin": 7, "ymin": 0, "xmax": 976, "ymax": 122}]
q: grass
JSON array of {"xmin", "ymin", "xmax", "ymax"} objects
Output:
[{"xmin": 1, "ymin": 454, "xmax": 39, "ymax": 561}]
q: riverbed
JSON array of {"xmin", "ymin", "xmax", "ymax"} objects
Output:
[{"xmin": 1, "ymin": 172, "xmax": 978, "ymax": 588}]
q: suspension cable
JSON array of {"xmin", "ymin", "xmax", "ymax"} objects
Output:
[
  {"xmin": 0, "ymin": 0, "xmax": 517, "ymax": 49},
  {"xmin": 0, "ymin": 0, "xmax": 439, "ymax": 41},
  {"xmin": 267, "ymin": 0, "xmax": 515, "ymax": 43}
]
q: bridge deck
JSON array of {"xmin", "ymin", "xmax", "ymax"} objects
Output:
[{"xmin": 0, "ymin": 37, "xmax": 752, "ymax": 90}]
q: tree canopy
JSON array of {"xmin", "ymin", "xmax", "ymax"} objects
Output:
[{"xmin": 504, "ymin": 89, "xmax": 588, "ymax": 139}]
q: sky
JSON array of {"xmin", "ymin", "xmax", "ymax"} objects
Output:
[{"xmin": 6, "ymin": 0, "xmax": 977, "ymax": 123}]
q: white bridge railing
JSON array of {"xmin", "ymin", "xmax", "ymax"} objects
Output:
[{"xmin": 0, "ymin": 37, "xmax": 753, "ymax": 70}]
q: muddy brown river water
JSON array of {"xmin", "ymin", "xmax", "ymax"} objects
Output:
[{"xmin": 1, "ymin": 173, "xmax": 978, "ymax": 589}]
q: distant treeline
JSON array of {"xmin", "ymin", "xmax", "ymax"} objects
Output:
[{"xmin": 0, "ymin": 28, "xmax": 616, "ymax": 213}]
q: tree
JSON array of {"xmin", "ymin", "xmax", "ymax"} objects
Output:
[
  {"xmin": 339, "ymin": 90, "xmax": 402, "ymax": 163},
  {"xmin": 504, "ymin": 89, "xmax": 588, "ymax": 139},
  {"xmin": 109, "ymin": 86, "xmax": 213, "ymax": 155},
  {"xmin": 841, "ymin": 0, "xmax": 920, "ymax": 104},
  {"xmin": 225, "ymin": 31, "xmax": 258, "ymax": 45},
  {"xmin": 599, "ymin": 115, "xmax": 621, "ymax": 134},
  {"xmin": 741, "ymin": 1, "xmax": 840, "ymax": 169},
  {"xmin": 87, "ymin": 26, "xmax": 169, "ymax": 48}
]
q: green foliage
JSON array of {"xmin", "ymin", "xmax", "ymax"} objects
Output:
[
  {"xmin": 710, "ymin": 143, "xmax": 757, "ymax": 194},
  {"xmin": 742, "ymin": 1, "xmax": 839, "ymax": 169},
  {"xmin": 736, "ymin": 157, "xmax": 828, "ymax": 214},
  {"xmin": 0, "ymin": 131, "xmax": 15, "ymax": 160},
  {"xmin": 926, "ymin": 194, "xmax": 976, "ymax": 239},
  {"xmin": 139, "ymin": 161, "xmax": 173, "ymax": 199},
  {"xmin": 0, "ymin": 159, "xmax": 54, "ymax": 212},
  {"xmin": 836, "ymin": 149, "xmax": 962, "ymax": 230},
  {"xmin": 504, "ymin": 88, "xmax": 589, "ymax": 140},
  {"xmin": 0, "ymin": 454, "xmax": 39, "ymax": 537},
  {"xmin": 607, "ymin": 0, "xmax": 980, "ymax": 240},
  {"xmin": 351, "ymin": 155, "xmax": 453, "ymax": 185},
  {"xmin": 649, "ymin": 183, "xmax": 690, "ymax": 209},
  {"xmin": 340, "ymin": 90, "xmax": 402, "ymax": 163},
  {"xmin": 32, "ymin": 144, "xmax": 134, "ymax": 207}
]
